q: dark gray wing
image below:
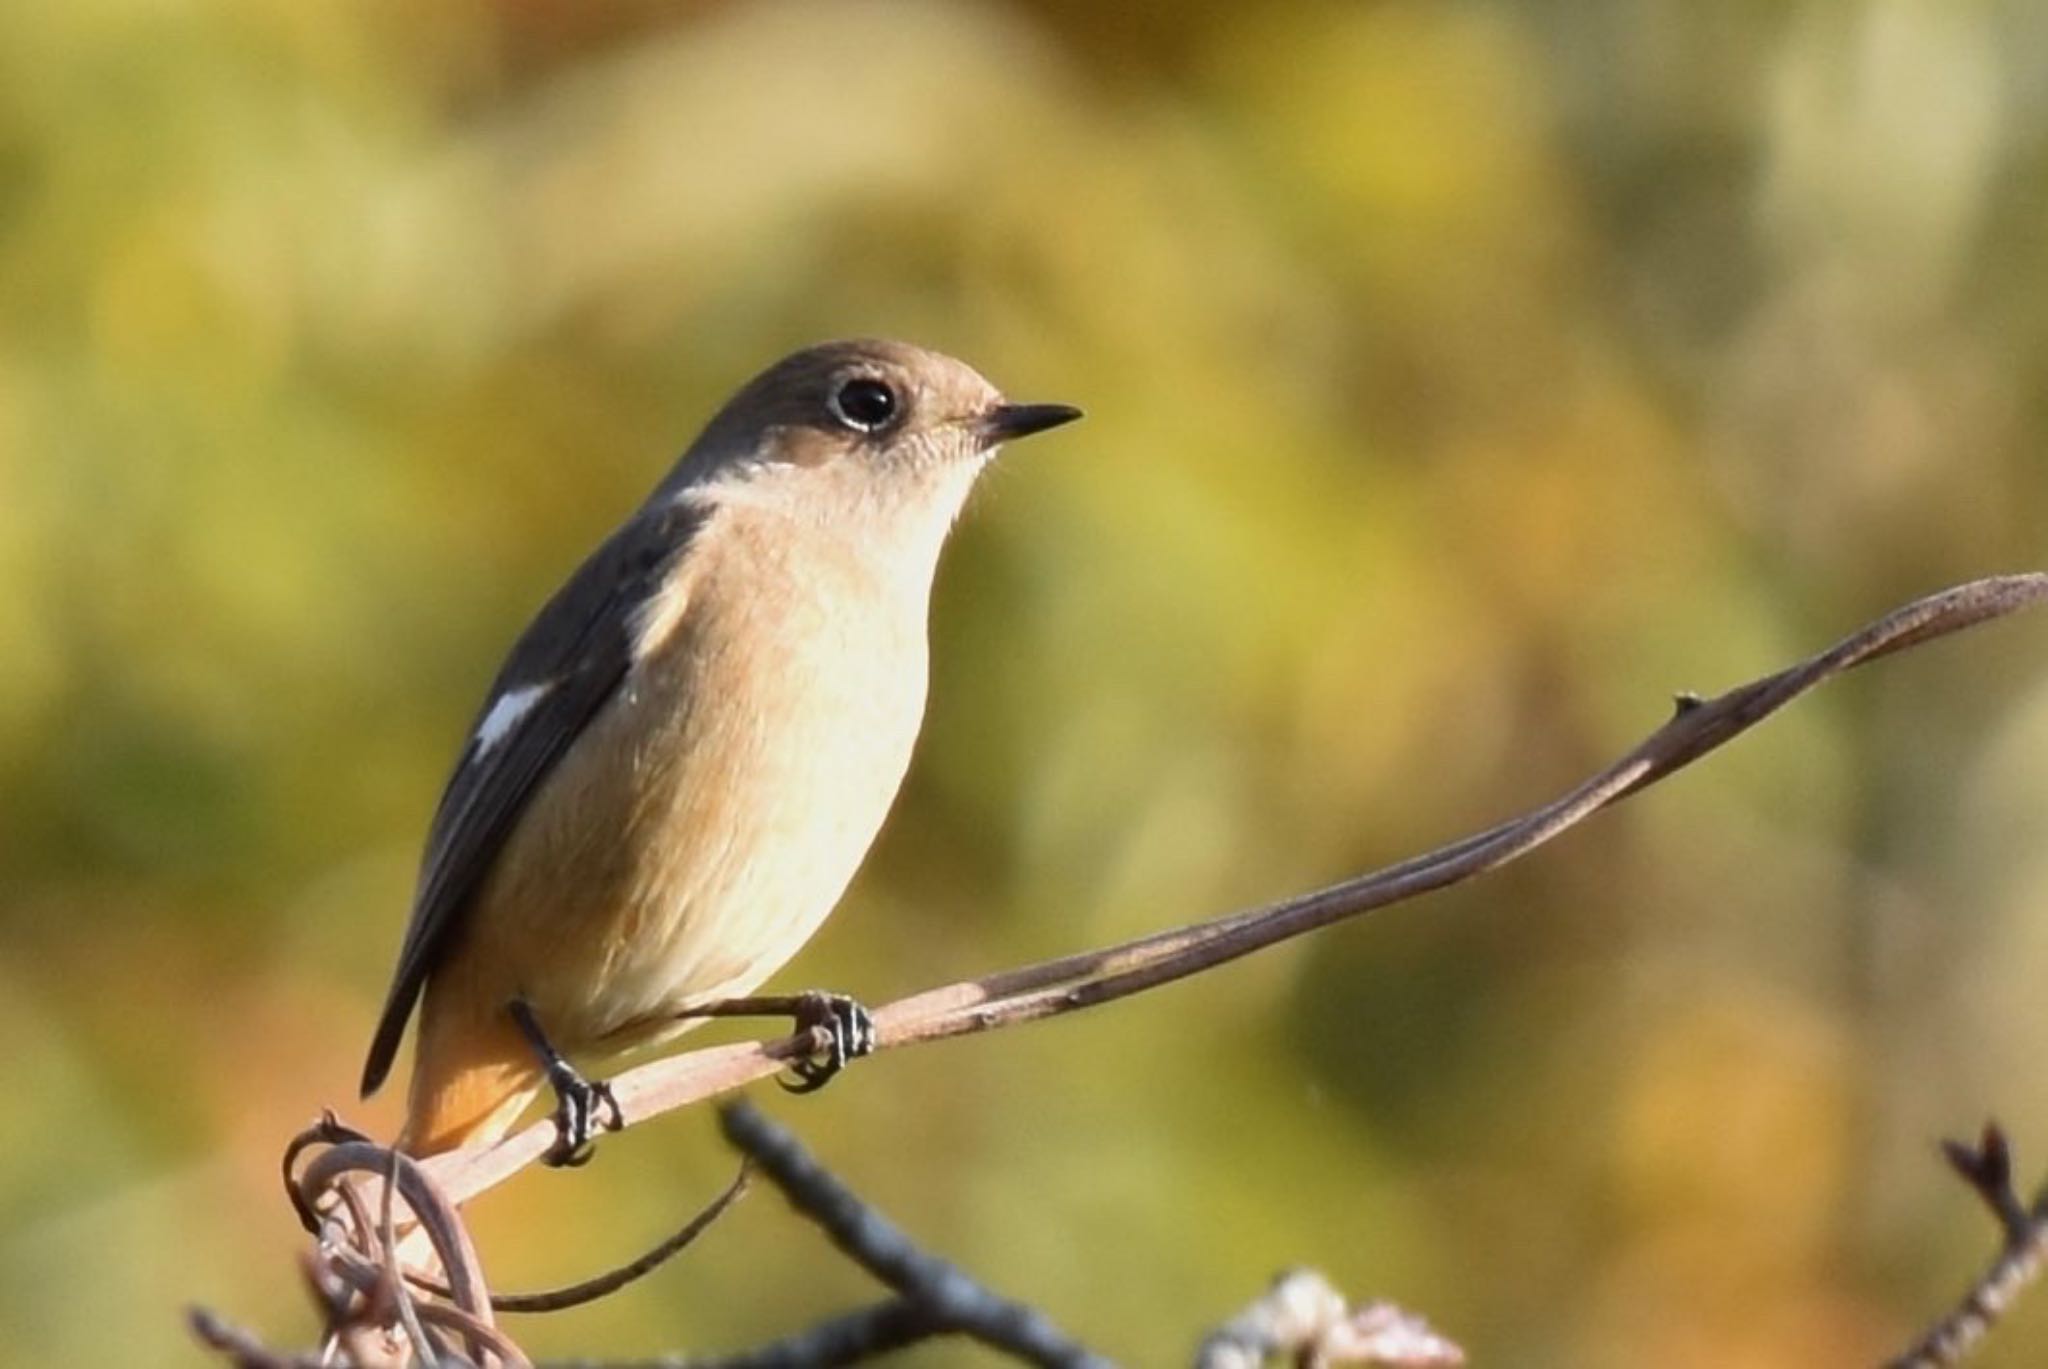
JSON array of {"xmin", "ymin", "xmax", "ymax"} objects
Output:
[{"xmin": 359, "ymin": 499, "xmax": 708, "ymax": 1097}]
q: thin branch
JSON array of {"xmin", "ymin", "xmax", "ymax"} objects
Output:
[
  {"xmin": 380, "ymin": 1144, "xmax": 442, "ymax": 1365},
  {"xmin": 254, "ymin": 1134, "xmax": 749, "ymax": 1369},
  {"xmin": 1886, "ymin": 1124, "xmax": 2048, "ymax": 1369},
  {"xmin": 417, "ymin": 573, "xmax": 2048, "ymax": 1205},
  {"xmin": 390, "ymin": 1300, "xmax": 529, "ymax": 1367},
  {"xmin": 410, "ymin": 1163, "xmax": 753, "ymax": 1314},
  {"xmin": 297, "ymin": 1141, "xmax": 496, "ymax": 1326},
  {"xmin": 282, "ymin": 1111, "xmax": 373, "ymax": 1234},
  {"xmin": 533, "ymin": 1297, "xmax": 942, "ymax": 1368},
  {"xmin": 1940, "ymin": 1125, "xmax": 2033, "ymax": 1245},
  {"xmin": 721, "ymin": 1101, "xmax": 1113, "ymax": 1369},
  {"xmin": 272, "ymin": 1120, "xmax": 1059, "ymax": 1368},
  {"xmin": 188, "ymin": 1307, "xmax": 334, "ymax": 1369}
]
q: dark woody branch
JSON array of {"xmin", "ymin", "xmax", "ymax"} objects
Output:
[
  {"xmin": 1886, "ymin": 1124, "xmax": 2048, "ymax": 1369},
  {"xmin": 424, "ymin": 572, "xmax": 2048, "ymax": 1206},
  {"xmin": 535, "ymin": 1297, "xmax": 948, "ymax": 1369},
  {"xmin": 704, "ymin": 1101, "xmax": 1111, "ymax": 1368}
]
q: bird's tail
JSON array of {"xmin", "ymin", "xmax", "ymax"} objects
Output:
[{"xmin": 398, "ymin": 1002, "xmax": 543, "ymax": 1157}]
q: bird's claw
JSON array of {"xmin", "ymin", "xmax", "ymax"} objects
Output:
[
  {"xmin": 542, "ymin": 1061, "xmax": 623, "ymax": 1168},
  {"xmin": 779, "ymin": 991, "xmax": 876, "ymax": 1094}
]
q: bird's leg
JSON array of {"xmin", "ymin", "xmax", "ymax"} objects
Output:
[
  {"xmin": 677, "ymin": 991, "xmax": 876, "ymax": 1094},
  {"xmin": 509, "ymin": 998, "xmax": 622, "ymax": 1167}
]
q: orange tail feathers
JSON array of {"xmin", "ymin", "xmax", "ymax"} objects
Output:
[{"xmin": 399, "ymin": 1002, "xmax": 544, "ymax": 1157}]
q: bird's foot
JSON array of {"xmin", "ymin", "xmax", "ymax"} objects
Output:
[
  {"xmin": 780, "ymin": 990, "xmax": 876, "ymax": 1094},
  {"xmin": 673, "ymin": 990, "xmax": 877, "ymax": 1093},
  {"xmin": 541, "ymin": 1060, "xmax": 623, "ymax": 1168},
  {"xmin": 509, "ymin": 998, "xmax": 623, "ymax": 1167}
]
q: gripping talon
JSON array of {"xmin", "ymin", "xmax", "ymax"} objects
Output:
[
  {"xmin": 543, "ymin": 1068, "xmax": 622, "ymax": 1167},
  {"xmin": 778, "ymin": 992, "xmax": 876, "ymax": 1094}
]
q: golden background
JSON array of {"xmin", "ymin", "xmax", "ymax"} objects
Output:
[{"xmin": 5, "ymin": 0, "xmax": 2048, "ymax": 1364}]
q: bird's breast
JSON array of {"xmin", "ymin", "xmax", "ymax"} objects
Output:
[{"xmin": 472, "ymin": 511, "xmax": 936, "ymax": 1050}]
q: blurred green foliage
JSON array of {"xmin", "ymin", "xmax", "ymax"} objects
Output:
[{"xmin": 6, "ymin": 0, "xmax": 2048, "ymax": 1364}]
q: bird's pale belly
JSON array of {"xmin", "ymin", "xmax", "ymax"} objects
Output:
[{"xmin": 450, "ymin": 582, "xmax": 928, "ymax": 1063}]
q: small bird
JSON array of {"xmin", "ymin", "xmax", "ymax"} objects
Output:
[{"xmin": 360, "ymin": 339, "xmax": 1080, "ymax": 1158}]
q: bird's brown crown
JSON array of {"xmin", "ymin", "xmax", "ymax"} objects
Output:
[{"xmin": 693, "ymin": 339, "xmax": 1007, "ymax": 473}]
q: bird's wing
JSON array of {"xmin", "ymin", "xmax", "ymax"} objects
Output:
[{"xmin": 359, "ymin": 499, "xmax": 708, "ymax": 1097}]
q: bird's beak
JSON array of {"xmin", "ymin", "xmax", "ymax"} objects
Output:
[{"xmin": 977, "ymin": 402, "xmax": 1083, "ymax": 448}]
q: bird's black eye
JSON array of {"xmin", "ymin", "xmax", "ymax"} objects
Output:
[{"xmin": 830, "ymin": 377, "xmax": 900, "ymax": 433}]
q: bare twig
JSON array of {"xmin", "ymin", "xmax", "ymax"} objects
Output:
[
  {"xmin": 298, "ymin": 1141, "xmax": 497, "ymax": 1326},
  {"xmin": 410, "ymin": 1163, "xmax": 753, "ymax": 1314},
  {"xmin": 722, "ymin": 1101, "xmax": 1113, "ymax": 1368},
  {"xmin": 1196, "ymin": 1269, "xmax": 1465, "ymax": 1368},
  {"xmin": 1940, "ymin": 1125, "xmax": 2034, "ymax": 1244},
  {"xmin": 264, "ymin": 1119, "xmax": 1069, "ymax": 1369},
  {"xmin": 189, "ymin": 1307, "xmax": 334, "ymax": 1369},
  {"xmin": 421, "ymin": 573, "xmax": 2048, "ymax": 1205},
  {"xmin": 1886, "ymin": 1124, "xmax": 2048, "ymax": 1369},
  {"xmin": 249, "ymin": 1126, "xmax": 754, "ymax": 1369},
  {"xmin": 532, "ymin": 1297, "xmax": 942, "ymax": 1368},
  {"xmin": 288, "ymin": 1136, "xmax": 539, "ymax": 1364},
  {"xmin": 282, "ymin": 1110, "xmax": 372, "ymax": 1234},
  {"xmin": 380, "ymin": 1144, "xmax": 442, "ymax": 1364}
]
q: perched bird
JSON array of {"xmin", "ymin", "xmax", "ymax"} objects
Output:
[{"xmin": 359, "ymin": 339, "xmax": 1080, "ymax": 1158}]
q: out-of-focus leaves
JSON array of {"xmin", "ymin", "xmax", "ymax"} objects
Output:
[{"xmin": 6, "ymin": 0, "xmax": 2048, "ymax": 1365}]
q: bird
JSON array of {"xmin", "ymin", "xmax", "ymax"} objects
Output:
[{"xmin": 359, "ymin": 339, "xmax": 1081, "ymax": 1159}]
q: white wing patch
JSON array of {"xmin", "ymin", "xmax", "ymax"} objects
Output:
[{"xmin": 473, "ymin": 682, "xmax": 553, "ymax": 758}]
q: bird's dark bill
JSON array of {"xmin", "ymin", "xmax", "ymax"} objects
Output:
[{"xmin": 980, "ymin": 403, "xmax": 1083, "ymax": 444}]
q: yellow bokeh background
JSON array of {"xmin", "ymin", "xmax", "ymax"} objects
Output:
[{"xmin": 6, "ymin": 1, "xmax": 2048, "ymax": 1364}]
